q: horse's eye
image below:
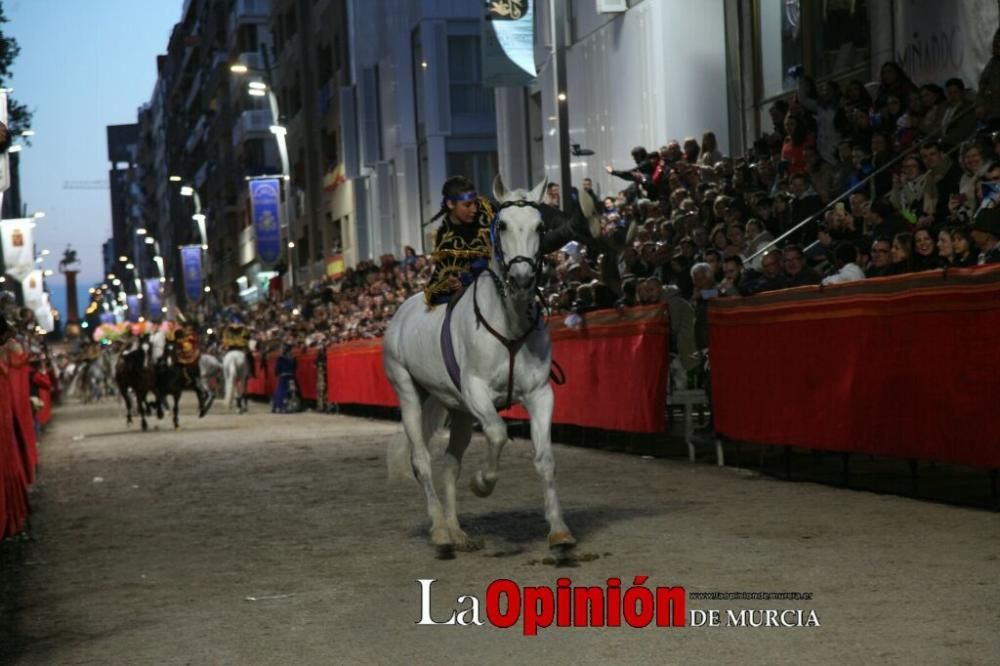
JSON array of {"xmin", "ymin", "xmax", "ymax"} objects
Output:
[{"xmin": 498, "ymin": 221, "xmax": 508, "ymax": 232}]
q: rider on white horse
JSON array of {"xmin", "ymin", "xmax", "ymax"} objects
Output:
[
  {"xmin": 385, "ymin": 174, "xmax": 594, "ymax": 558},
  {"xmin": 423, "ymin": 175, "xmax": 596, "ymax": 307}
]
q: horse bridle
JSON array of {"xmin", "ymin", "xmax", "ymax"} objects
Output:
[
  {"xmin": 471, "ymin": 199, "xmax": 549, "ymax": 410},
  {"xmin": 489, "ymin": 199, "xmax": 546, "ymax": 295}
]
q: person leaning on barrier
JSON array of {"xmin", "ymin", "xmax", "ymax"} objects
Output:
[{"xmin": 971, "ymin": 205, "xmax": 1000, "ymax": 264}]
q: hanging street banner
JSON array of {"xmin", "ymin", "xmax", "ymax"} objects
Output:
[
  {"xmin": 0, "ymin": 217, "xmax": 34, "ymax": 281},
  {"xmin": 144, "ymin": 278, "xmax": 163, "ymax": 318},
  {"xmin": 482, "ymin": 0, "xmax": 536, "ymax": 87},
  {"xmin": 180, "ymin": 245, "xmax": 203, "ymax": 303},
  {"xmin": 34, "ymin": 292, "xmax": 54, "ymax": 333},
  {"xmin": 249, "ymin": 178, "xmax": 282, "ymax": 264},
  {"xmin": 21, "ymin": 269, "xmax": 44, "ymax": 310},
  {"xmin": 126, "ymin": 294, "xmax": 141, "ymax": 323}
]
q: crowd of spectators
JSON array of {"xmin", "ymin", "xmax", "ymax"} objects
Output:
[{"xmin": 187, "ymin": 59, "xmax": 1000, "ymax": 380}]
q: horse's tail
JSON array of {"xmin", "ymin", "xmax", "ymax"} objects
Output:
[{"xmin": 387, "ymin": 396, "xmax": 447, "ymax": 483}]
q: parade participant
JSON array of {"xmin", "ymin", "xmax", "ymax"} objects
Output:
[
  {"xmin": 271, "ymin": 343, "xmax": 296, "ymax": 414},
  {"xmin": 168, "ymin": 324, "xmax": 214, "ymax": 417},
  {"xmin": 222, "ymin": 321, "xmax": 255, "ymax": 377},
  {"xmin": 423, "ymin": 175, "xmax": 597, "ymax": 307}
]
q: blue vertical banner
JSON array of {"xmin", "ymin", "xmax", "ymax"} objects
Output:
[
  {"xmin": 249, "ymin": 178, "xmax": 282, "ymax": 264},
  {"xmin": 180, "ymin": 245, "xmax": 203, "ymax": 303},
  {"xmin": 126, "ymin": 295, "xmax": 141, "ymax": 323},
  {"xmin": 144, "ymin": 278, "xmax": 163, "ymax": 318}
]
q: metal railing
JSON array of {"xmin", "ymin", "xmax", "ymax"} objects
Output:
[{"xmin": 746, "ymin": 104, "xmax": 979, "ymax": 263}]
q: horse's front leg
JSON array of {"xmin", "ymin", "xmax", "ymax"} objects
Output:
[
  {"xmin": 521, "ymin": 383, "xmax": 575, "ymax": 552},
  {"xmin": 464, "ymin": 378, "xmax": 508, "ymax": 498},
  {"xmin": 441, "ymin": 410, "xmax": 477, "ymax": 550},
  {"xmin": 172, "ymin": 394, "xmax": 180, "ymax": 430}
]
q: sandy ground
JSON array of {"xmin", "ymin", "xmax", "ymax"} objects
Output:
[{"xmin": 1, "ymin": 398, "xmax": 998, "ymax": 666}]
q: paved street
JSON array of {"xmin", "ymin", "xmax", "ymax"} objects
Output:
[{"xmin": 1, "ymin": 399, "xmax": 998, "ymax": 665}]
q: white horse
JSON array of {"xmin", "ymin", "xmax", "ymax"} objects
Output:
[
  {"xmin": 200, "ymin": 353, "xmax": 224, "ymax": 397},
  {"xmin": 383, "ymin": 175, "xmax": 575, "ymax": 557},
  {"xmin": 222, "ymin": 350, "xmax": 249, "ymax": 413}
]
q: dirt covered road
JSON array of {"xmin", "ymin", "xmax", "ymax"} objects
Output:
[{"xmin": 1, "ymin": 399, "xmax": 997, "ymax": 665}]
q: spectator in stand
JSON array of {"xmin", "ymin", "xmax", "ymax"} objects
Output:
[
  {"xmin": 719, "ymin": 255, "xmax": 745, "ymax": 297},
  {"xmin": 402, "ymin": 245, "xmax": 418, "ymax": 270},
  {"xmin": 582, "ymin": 177, "xmax": 601, "ymax": 210},
  {"xmin": 804, "ymin": 145, "xmax": 836, "ymax": 203},
  {"xmin": 867, "ymin": 237, "xmax": 895, "ymax": 277},
  {"xmin": 941, "ymin": 78, "xmax": 977, "ymax": 149},
  {"xmin": 822, "ymin": 243, "xmax": 865, "ymax": 285},
  {"xmin": 890, "ymin": 232, "xmax": 915, "ymax": 274},
  {"xmin": 920, "ymin": 140, "xmax": 963, "ymax": 223},
  {"xmin": 971, "ymin": 206, "xmax": 1000, "ymax": 264},
  {"xmin": 744, "ymin": 218, "xmax": 774, "ymax": 267},
  {"xmin": 875, "ymin": 61, "xmax": 918, "ymax": 113},
  {"xmin": 544, "ymin": 182, "xmax": 561, "ymax": 208},
  {"xmin": 781, "ymin": 114, "xmax": 814, "ymax": 175},
  {"xmin": 782, "ymin": 244, "xmax": 822, "ymax": 287},
  {"xmin": 844, "ymin": 79, "xmax": 873, "ymax": 113},
  {"xmin": 947, "ymin": 142, "xmax": 988, "ymax": 224},
  {"xmin": 917, "ymin": 84, "xmax": 946, "ymax": 138},
  {"xmin": 831, "ymin": 140, "xmax": 856, "ymax": 194},
  {"xmin": 606, "ymin": 146, "xmax": 655, "ymax": 194},
  {"xmin": 788, "ymin": 173, "xmax": 824, "ymax": 244},
  {"xmin": 682, "ymin": 137, "xmax": 700, "ymax": 163},
  {"xmin": 977, "ymin": 28, "xmax": 1000, "ymax": 131},
  {"xmin": 806, "ymin": 80, "xmax": 849, "ymax": 163},
  {"xmin": 912, "ymin": 227, "xmax": 944, "ymax": 270},
  {"xmin": 936, "ymin": 227, "xmax": 956, "ymax": 265},
  {"xmin": 890, "ymin": 154, "xmax": 928, "ymax": 219},
  {"xmin": 846, "ymin": 143, "xmax": 875, "ymax": 195},
  {"xmin": 950, "ymin": 225, "xmax": 978, "ymax": 267},
  {"xmin": 742, "ymin": 249, "xmax": 786, "ymax": 295},
  {"xmin": 870, "ymin": 132, "xmax": 895, "ymax": 199},
  {"xmin": 698, "ymin": 131, "xmax": 723, "ymax": 166},
  {"xmin": 807, "ymin": 221, "xmax": 836, "ymax": 271},
  {"xmin": 703, "ymin": 248, "xmax": 723, "ymax": 282}
]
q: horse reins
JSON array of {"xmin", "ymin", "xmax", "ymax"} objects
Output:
[{"xmin": 466, "ymin": 200, "xmax": 567, "ymax": 410}]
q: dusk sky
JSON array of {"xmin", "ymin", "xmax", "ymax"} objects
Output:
[{"xmin": 7, "ymin": 0, "xmax": 183, "ymax": 317}]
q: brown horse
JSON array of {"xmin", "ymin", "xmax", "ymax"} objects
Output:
[{"xmin": 114, "ymin": 335, "xmax": 159, "ymax": 431}]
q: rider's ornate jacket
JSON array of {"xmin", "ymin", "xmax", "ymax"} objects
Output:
[{"xmin": 423, "ymin": 196, "xmax": 494, "ymax": 307}]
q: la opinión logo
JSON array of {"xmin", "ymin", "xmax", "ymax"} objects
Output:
[{"xmin": 416, "ymin": 577, "xmax": 686, "ymax": 635}]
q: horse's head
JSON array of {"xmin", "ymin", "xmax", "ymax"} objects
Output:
[{"xmin": 490, "ymin": 175, "xmax": 548, "ymax": 296}]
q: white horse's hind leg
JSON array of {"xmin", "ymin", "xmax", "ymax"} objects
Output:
[
  {"xmin": 441, "ymin": 411, "xmax": 476, "ymax": 550},
  {"xmin": 522, "ymin": 384, "xmax": 575, "ymax": 551},
  {"xmin": 464, "ymin": 378, "xmax": 508, "ymax": 498}
]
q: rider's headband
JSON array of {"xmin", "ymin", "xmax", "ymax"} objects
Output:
[{"xmin": 447, "ymin": 191, "xmax": 478, "ymax": 203}]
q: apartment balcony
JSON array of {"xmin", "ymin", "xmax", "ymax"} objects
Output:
[
  {"xmin": 193, "ymin": 160, "xmax": 210, "ymax": 190},
  {"xmin": 184, "ymin": 67, "xmax": 205, "ymax": 111},
  {"xmin": 228, "ymin": 0, "xmax": 270, "ymax": 38},
  {"xmin": 231, "ymin": 109, "xmax": 273, "ymax": 147}
]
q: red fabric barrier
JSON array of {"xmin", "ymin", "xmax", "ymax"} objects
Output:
[
  {"xmin": 326, "ymin": 340, "xmax": 399, "ymax": 407},
  {"xmin": 246, "ymin": 353, "xmax": 272, "ymax": 397},
  {"xmin": 294, "ymin": 350, "xmax": 318, "ymax": 400},
  {"xmin": 322, "ymin": 305, "xmax": 670, "ymax": 433},
  {"xmin": 502, "ymin": 305, "xmax": 669, "ymax": 432},
  {"xmin": 8, "ymin": 353, "xmax": 37, "ymax": 483},
  {"xmin": 0, "ymin": 347, "xmax": 30, "ymax": 538},
  {"xmin": 709, "ymin": 267, "xmax": 1000, "ymax": 469}
]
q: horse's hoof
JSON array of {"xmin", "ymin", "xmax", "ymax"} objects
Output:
[
  {"xmin": 548, "ymin": 530, "xmax": 577, "ymax": 549},
  {"xmin": 470, "ymin": 472, "xmax": 496, "ymax": 498},
  {"xmin": 141, "ymin": 423, "xmax": 148, "ymax": 432},
  {"xmin": 434, "ymin": 543, "xmax": 456, "ymax": 560}
]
